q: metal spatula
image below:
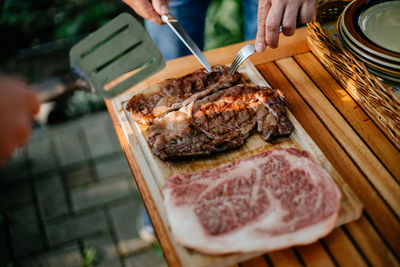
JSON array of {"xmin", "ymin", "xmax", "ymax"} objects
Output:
[{"xmin": 69, "ymin": 13, "xmax": 165, "ymax": 98}]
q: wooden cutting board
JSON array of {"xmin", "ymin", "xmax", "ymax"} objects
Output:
[{"xmin": 111, "ymin": 60, "xmax": 363, "ymax": 267}]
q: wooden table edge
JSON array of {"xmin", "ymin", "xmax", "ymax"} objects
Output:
[{"xmin": 105, "ymin": 101, "xmax": 182, "ymax": 266}]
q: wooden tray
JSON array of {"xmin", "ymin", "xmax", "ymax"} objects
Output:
[{"xmin": 111, "ymin": 61, "xmax": 363, "ymax": 267}]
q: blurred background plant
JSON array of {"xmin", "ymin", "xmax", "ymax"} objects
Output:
[
  {"xmin": 0, "ymin": 0, "xmax": 243, "ymax": 123},
  {"xmin": 82, "ymin": 246, "xmax": 99, "ymax": 267},
  {"xmin": 205, "ymin": 0, "xmax": 243, "ymax": 50},
  {"xmin": 0, "ymin": 0, "xmax": 127, "ymax": 57}
]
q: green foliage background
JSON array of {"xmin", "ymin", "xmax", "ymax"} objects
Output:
[
  {"xmin": 0, "ymin": 0, "xmax": 243, "ymax": 123},
  {"xmin": 0, "ymin": 0, "xmax": 127, "ymax": 52},
  {"xmin": 0, "ymin": 0, "xmax": 243, "ymax": 52},
  {"xmin": 205, "ymin": 0, "xmax": 244, "ymax": 50}
]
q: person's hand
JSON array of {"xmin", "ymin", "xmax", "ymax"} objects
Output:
[
  {"xmin": 0, "ymin": 76, "xmax": 39, "ymax": 165},
  {"xmin": 256, "ymin": 0, "xmax": 315, "ymax": 52},
  {"xmin": 122, "ymin": 0, "xmax": 170, "ymax": 24}
]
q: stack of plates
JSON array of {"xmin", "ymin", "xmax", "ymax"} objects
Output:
[{"xmin": 337, "ymin": 0, "xmax": 400, "ymax": 82}]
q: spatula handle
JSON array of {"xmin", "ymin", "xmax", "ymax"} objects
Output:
[{"xmin": 33, "ymin": 73, "xmax": 89, "ymax": 103}]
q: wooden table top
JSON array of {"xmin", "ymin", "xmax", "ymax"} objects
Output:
[{"xmin": 105, "ymin": 27, "xmax": 400, "ymax": 267}]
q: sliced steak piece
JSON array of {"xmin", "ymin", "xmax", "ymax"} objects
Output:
[
  {"xmin": 162, "ymin": 148, "xmax": 341, "ymax": 254},
  {"xmin": 147, "ymin": 84, "xmax": 293, "ymax": 160},
  {"xmin": 192, "ymin": 84, "xmax": 293, "ymax": 142},
  {"xmin": 126, "ymin": 65, "xmax": 242, "ymax": 125},
  {"xmin": 147, "ymin": 106, "xmax": 247, "ymax": 160}
]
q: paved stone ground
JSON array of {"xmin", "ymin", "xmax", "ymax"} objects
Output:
[{"xmin": 0, "ymin": 111, "xmax": 167, "ymax": 267}]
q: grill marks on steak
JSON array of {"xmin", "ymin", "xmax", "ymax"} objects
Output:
[
  {"xmin": 126, "ymin": 65, "xmax": 242, "ymax": 125},
  {"xmin": 162, "ymin": 148, "xmax": 341, "ymax": 254},
  {"xmin": 147, "ymin": 110, "xmax": 221, "ymax": 159},
  {"xmin": 192, "ymin": 84, "xmax": 293, "ymax": 142},
  {"xmin": 192, "ymin": 85, "xmax": 257, "ymax": 141},
  {"xmin": 147, "ymin": 84, "xmax": 294, "ymax": 160}
]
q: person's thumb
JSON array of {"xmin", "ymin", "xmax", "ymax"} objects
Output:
[{"xmin": 152, "ymin": 0, "xmax": 169, "ymax": 15}]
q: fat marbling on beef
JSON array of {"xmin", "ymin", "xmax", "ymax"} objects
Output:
[{"xmin": 162, "ymin": 148, "xmax": 341, "ymax": 254}]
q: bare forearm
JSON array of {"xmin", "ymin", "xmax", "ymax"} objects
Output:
[{"xmin": 0, "ymin": 75, "xmax": 39, "ymax": 165}]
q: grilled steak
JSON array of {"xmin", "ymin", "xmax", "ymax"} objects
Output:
[
  {"xmin": 147, "ymin": 84, "xmax": 293, "ymax": 160},
  {"xmin": 126, "ymin": 65, "xmax": 294, "ymax": 160},
  {"xmin": 192, "ymin": 84, "xmax": 293, "ymax": 142},
  {"xmin": 126, "ymin": 65, "xmax": 242, "ymax": 125},
  {"xmin": 162, "ymin": 148, "xmax": 341, "ymax": 254}
]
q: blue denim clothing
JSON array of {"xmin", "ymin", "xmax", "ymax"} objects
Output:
[
  {"xmin": 145, "ymin": 0, "xmax": 211, "ymax": 60},
  {"xmin": 145, "ymin": 0, "xmax": 259, "ymax": 60},
  {"xmin": 242, "ymin": 0, "xmax": 259, "ymax": 41}
]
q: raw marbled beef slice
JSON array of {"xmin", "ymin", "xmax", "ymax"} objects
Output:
[{"xmin": 162, "ymin": 148, "xmax": 341, "ymax": 254}]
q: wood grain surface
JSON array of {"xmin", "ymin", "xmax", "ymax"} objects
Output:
[
  {"xmin": 294, "ymin": 53, "xmax": 400, "ymax": 181},
  {"xmin": 105, "ymin": 28, "xmax": 400, "ymax": 267},
  {"xmin": 257, "ymin": 61, "xmax": 400, "ymax": 260},
  {"xmin": 275, "ymin": 57, "xmax": 400, "ymax": 217}
]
